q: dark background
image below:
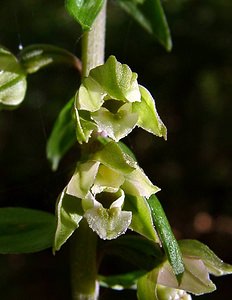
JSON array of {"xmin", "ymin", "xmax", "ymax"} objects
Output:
[{"xmin": 0, "ymin": 0, "xmax": 231, "ymax": 299}]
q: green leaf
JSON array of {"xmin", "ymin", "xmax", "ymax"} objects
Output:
[
  {"xmin": 0, "ymin": 207, "xmax": 56, "ymax": 254},
  {"xmin": 53, "ymin": 188, "xmax": 83, "ymax": 252},
  {"xmin": 133, "ymin": 85, "xmax": 167, "ymax": 140},
  {"xmin": 179, "ymin": 239, "xmax": 232, "ymax": 276},
  {"xmin": 124, "ymin": 195, "xmax": 160, "ymax": 242},
  {"xmin": 19, "ymin": 44, "xmax": 81, "ymax": 74},
  {"xmin": 147, "ymin": 195, "xmax": 185, "ymax": 281},
  {"xmin": 116, "ymin": 0, "xmax": 172, "ymax": 51},
  {"xmin": 47, "ymin": 97, "xmax": 76, "ymax": 171},
  {"xmin": 89, "ymin": 55, "xmax": 141, "ymax": 102},
  {"xmin": 65, "ymin": 0, "xmax": 105, "ymax": 30},
  {"xmin": 0, "ymin": 48, "xmax": 27, "ymax": 110}
]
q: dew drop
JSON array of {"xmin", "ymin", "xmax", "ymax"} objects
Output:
[{"xmin": 18, "ymin": 43, "xmax": 23, "ymax": 51}]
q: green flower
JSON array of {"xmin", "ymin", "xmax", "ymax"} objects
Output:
[
  {"xmin": 74, "ymin": 56, "xmax": 167, "ymax": 143},
  {"xmin": 53, "ymin": 141, "xmax": 160, "ymax": 252},
  {"xmin": 137, "ymin": 239, "xmax": 232, "ymax": 299}
]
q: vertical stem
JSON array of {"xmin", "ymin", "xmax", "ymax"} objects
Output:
[
  {"xmin": 81, "ymin": 1, "xmax": 107, "ymax": 77},
  {"xmin": 70, "ymin": 220, "xmax": 99, "ymax": 300},
  {"xmin": 70, "ymin": 2, "xmax": 107, "ymax": 300}
]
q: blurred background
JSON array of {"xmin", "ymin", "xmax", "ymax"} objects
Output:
[{"xmin": 0, "ymin": 0, "xmax": 231, "ymax": 299}]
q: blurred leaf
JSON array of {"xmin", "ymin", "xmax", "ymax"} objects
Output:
[
  {"xmin": 133, "ymin": 85, "xmax": 167, "ymax": 140},
  {"xmin": 46, "ymin": 97, "xmax": 76, "ymax": 171},
  {"xmin": 179, "ymin": 239, "xmax": 232, "ymax": 276},
  {"xmin": 116, "ymin": 0, "xmax": 172, "ymax": 51},
  {"xmin": 99, "ymin": 270, "xmax": 147, "ymax": 289},
  {"xmin": 53, "ymin": 188, "xmax": 83, "ymax": 252},
  {"xmin": 19, "ymin": 44, "xmax": 81, "ymax": 74},
  {"xmin": 65, "ymin": 0, "xmax": 105, "ymax": 30},
  {"xmin": 0, "ymin": 47, "xmax": 27, "ymax": 110},
  {"xmin": 124, "ymin": 195, "xmax": 160, "ymax": 242},
  {"xmin": 147, "ymin": 195, "xmax": 184, "ymax": 281},
  {"xmin": 0, "ymin": 207, "xmax": 56, "ymax": 254},
  {"xmin": 106, "ymin": 235, "xmax": 162, "ymax": 258},
  {"xmin": 102, "ymin": 235, "xmax": 162, "ymax": 271}
]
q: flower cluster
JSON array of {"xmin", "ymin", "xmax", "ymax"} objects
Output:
[{"xmin": 53, "ymin": 56, "xmax": 167, "ymax": 251}]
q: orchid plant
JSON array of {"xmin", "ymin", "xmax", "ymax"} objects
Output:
[{"xmin": 0, "ymin": 1, "xmax": 231, "ymax": 300}]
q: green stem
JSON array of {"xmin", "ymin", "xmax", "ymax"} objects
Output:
[
  {"xmin": 81, "ymin": 1, "xmax": 107, "ymax": 77},
  {"xmin": 70, "ymin": 220, "xmax": 99, "ymax": 300},
  {"xmin": 70, "ymin": 2, "xmax": 107, "ymax": 300}
]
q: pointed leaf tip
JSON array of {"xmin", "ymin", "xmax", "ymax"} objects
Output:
[
  {"xmin": 147, "ymin": 195, "xmax": 185, "ymax": 281},
  {"xmin": 65, "ymin": 0, "xmax": 105, "ymax": 30},
  {"xmin": 116, "ymin": 0, "xmax": 172, "ymax": 51}
]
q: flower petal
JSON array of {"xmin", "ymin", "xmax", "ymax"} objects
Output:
[
  {"xmin": 89, "ymin": 55, "xmax": 141, "ymax": 102},
  {"xmin": 93, "ymin": 141, "xmax": 137, "ymax": 174},
  {"xmin": 53, "ymin": 188, "xmax": 83, "ymax": 252},
  {"xmin": 76, "ymin": 76, "xmax": 106, "ymax": 112},
  {"xmin": 84, "ymin": 190, "xmax": 132, "ymax": 240},
  {"xmin": 157, "ymin": 258, "xmax": 216, "ymax": 295},
  {"xmin": 123, "ymin": 167, "xmax": 160, "ymax": 198},
  {"xmin": 133, "ymin": 85, "xmax": 167, "ymax": 139},
  {"xmin": 74, "ymin": 108, "xmax": 97, "ymax": 144},
  {"xmin": 67, "ymin": 161, "xmax": 100, "ymax": 198},
  {"xmin": 91, "ymin": 164, "xmax": 125, "ymax": 195},
  {"xmin": 91, "ymin": 103, "xmax": 138, "ymax": 141},
  {"xmin": 124, "ymin": 195, "xmax": 160, "ymax": 243}
]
